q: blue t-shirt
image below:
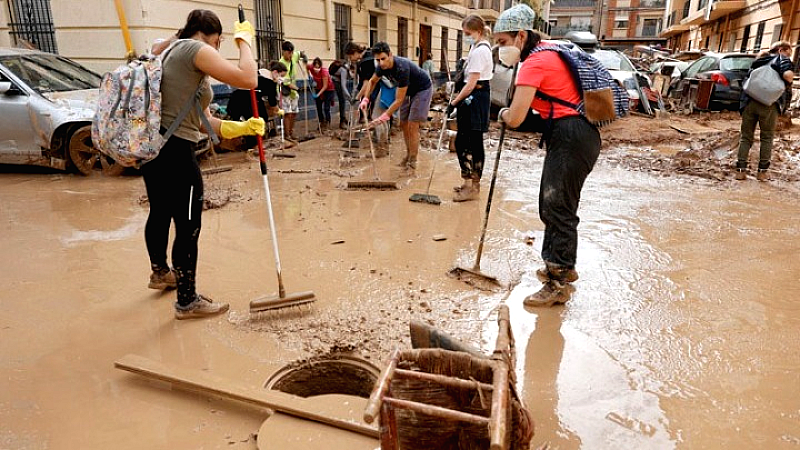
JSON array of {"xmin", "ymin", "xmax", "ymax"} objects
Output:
[{"xmin": 375, "ymin": 56, "xmax": 432, "ymax": 97}]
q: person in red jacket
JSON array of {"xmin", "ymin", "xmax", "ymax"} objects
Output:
[
  {"xmin": 307, "ymin": 57, "xmax": 335, "ymax": 129},
  {"xmin": 495, "ymin": 4, "xmax": 601, "ymax": 307}
]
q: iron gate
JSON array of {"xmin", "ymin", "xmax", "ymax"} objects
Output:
[
  {"xmin": 334, "ymin": 3, "xmax": 351, "ymax": 60},
  {"xmin": 7, "ymin": 0, "xmax": 57, "ymax": 53},
  {"xmin": 254, "ymin": 0, "xmax": 283, "ymax": 64}
]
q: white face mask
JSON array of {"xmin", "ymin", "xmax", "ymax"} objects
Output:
[
  {"xmin": 464, "ymin": 34, "xmax": 475, "ymax": 47},
  {"xmin": 498, "ymin": 46, "xmax": 521, "ymax": 66}
]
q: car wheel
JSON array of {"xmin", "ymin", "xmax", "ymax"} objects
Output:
[{"xmin": 68, "ymin": 126, "xmax": 124, "ymax": 176}]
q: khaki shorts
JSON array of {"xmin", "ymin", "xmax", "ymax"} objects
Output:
[{"xmin": 281, "ymin": 96, "xmax": 299, "ymax": 114}]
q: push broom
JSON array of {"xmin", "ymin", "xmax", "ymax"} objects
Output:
[
  {"xmin": 345, "ymin": 108, "xmax": 399, "ymax": 190},
  {"xmin": 449, "ymin": 63, "xmax": 519, "ymax": 286},
  {"xmin": 235, "ymin": 5, "xmax": 316, "ymax": 313},
  {"xmin": 409, "ymin": 57, "xmax": 455, "ymax": 205}
]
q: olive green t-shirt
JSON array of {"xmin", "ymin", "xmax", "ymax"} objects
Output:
[{"xmin": 160, "ymin": 39, "xmax": 213, "ymax": 143}]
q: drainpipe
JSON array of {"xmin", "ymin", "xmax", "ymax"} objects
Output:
[
  {"xmin": 325, "ymin": 0, "xmax": 333, "ymax": 53},
  {"xmin": 784, "ymin": 0, "xmax": 799, "ymax": 41},
  {"xmin": 413, "ymin": 1, "xmax": 419, "ymax": 59}
]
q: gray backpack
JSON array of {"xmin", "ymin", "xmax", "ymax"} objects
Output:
[{"xmin": 743, "ymin": 57, "xmax": 785, "ymax": 106}]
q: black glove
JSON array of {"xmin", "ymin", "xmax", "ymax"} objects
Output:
[
  {"xmin": 349, "ymin": 96, "xmax": 359, "ymax": 106},
  {"xmin": 445, "ymin": 103, "xmax": 455, "ymax": 117}
]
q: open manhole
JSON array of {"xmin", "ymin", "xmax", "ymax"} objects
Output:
[{"xmin": 265, "ymin": 353, "xmax": 380, "ymax": 398}]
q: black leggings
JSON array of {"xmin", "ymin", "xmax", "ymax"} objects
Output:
[
  {"xmin": 455, "ymin": 87, "xmax": 490, "ymax": 180},
  {"xmin": 539, "ymin": 116, "xmax": 601, "ymax": 269},
  {"xmin": 141, "ymin": 136, "xmax": 204, "ymax": 306}
]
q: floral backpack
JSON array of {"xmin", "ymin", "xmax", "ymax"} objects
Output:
[{"xmin": 92, "ymin": 40, "xmax": 217, "ymax": 168}]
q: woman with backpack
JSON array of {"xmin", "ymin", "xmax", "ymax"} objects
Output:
[
  {"xmin": 145, "ymin": 9, "xmax": 264, "ymax": 319},
  {"xmin": 449, "ymin": 15, "xmax": 494, "ymax": 202},
  {"xmin": 307, "ymin": 57, "xmax": 335, "ymax": 129},
  {"xmin": 329, "ymin": 59, "xmax": 350, "ymax": 129},
  {"xmin": 494, "ymin": 4, "xmax": 601, "ymax": 307}
]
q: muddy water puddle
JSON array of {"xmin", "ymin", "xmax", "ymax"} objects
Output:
[{"xmin": 1, "ymin": 133, "xmax": 799, "ymax": 449}]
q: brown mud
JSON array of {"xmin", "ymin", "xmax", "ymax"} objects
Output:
[{"xmin": 1, "ymin": 113, "xmax": 799, "ymax": 449}]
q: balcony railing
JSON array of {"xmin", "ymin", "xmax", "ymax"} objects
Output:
[
  {"xmin": 639, "ymin": 25, "xmax": 660, "ymax": 36},
  {"xmin": 550, "ymin": 24, "xmax": 593, "ymax": 36},
  {"xmin": 552, "ymin": 0, "xmax": 596, "ymax": 7},
  {"xmin": 640, "ymin": 0, "xmax": 666, "ymax": 7}
]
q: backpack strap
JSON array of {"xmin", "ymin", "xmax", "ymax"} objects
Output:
[{"xmin": 159, "ymin": 39, "xmax": 220, "ymax": 145}]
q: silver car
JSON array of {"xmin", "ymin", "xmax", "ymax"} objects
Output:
[{"xmin": 0, "ymin": 48, "xmax": 122, "ymax": 175}]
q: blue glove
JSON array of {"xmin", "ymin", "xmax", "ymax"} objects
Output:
[{"xmin": 312, "ymin": 91, "xmax": 319, "ymax": 99}]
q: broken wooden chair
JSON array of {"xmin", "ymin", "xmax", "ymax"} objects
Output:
[{"xmin": 364, "ymin": 305, "xmax": 533, "ymax": 450}]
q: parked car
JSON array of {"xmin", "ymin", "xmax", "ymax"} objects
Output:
[
  {"xmin": 668, "ymin": 52, "xmax": 755, "ymax": 109},
  {"xmin": 585, "ymin": 48, "xmax": 650, "ymax": 104},
  {"xmin": 0, "ymin": 48, "xmax": 123, "ymax": 175}
]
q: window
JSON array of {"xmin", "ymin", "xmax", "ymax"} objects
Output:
[
  {"xmin": 740, "ymin": 24, "xmax": 750, "ymax": 52},
  {"xmin": 440, "ymin": 27, "xmax": 448, "ymax": 71},
  {"xmin": 456, "ymin": 30, "xmax": 463, "ymax": 61},
  {"xmin": 8, "ymin": 0, "xmax": 58, "ymax": 53},
  {"xmin": 771, "ymin": 24, "xmax": 783, "ymax": 45},
  {"xmin": 254, "ymin": 0, "xmax": 284, "ymax": 64},
  {"xmin": 398, "ymin": 17, "xmax": 408, "ymax": 57},
  {"xmin": 370, "ymin": 14, "xmax": 378, "ymax": 47},
  {"xmin": 333, "ymin": 4, "xmax": 351, "ymax": 60},
  {"xmin": 753, "ymin": 21, "xmax": 765, "ymax": 51},
  {"xmin": 614, "ymin": 20, "xmax": 628, "ymax": 29}
]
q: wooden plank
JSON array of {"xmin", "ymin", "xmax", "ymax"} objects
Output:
[{"xmin": 114, "ymin": 354, "xmax": 379, "ymax": 439}]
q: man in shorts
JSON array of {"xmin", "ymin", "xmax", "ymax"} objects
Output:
[
  {"xmin": 358, "ymin": 41, "xmax": 433, "ymax": 169},
  {"xmin": 279, "ymin": 41, "xmax": 302, "ymax": 142}
]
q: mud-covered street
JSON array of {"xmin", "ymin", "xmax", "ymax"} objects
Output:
[{"xmin": 2, "ymin": 114, "xmax": 800, "ymax": 449}]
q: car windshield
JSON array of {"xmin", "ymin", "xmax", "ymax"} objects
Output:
[
  {"xmin": 591, "ymin": 50, "xmax": 635, "ymax": 71},
  {"xmin": 720, "ymin": 56, "xmax": 755, "ymax": 71},
  {"xmin": 0, "ymin": 53, "xmax": 101, "ymax": 94}
]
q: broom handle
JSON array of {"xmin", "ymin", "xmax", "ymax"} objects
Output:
[
  {"xmin": 242, "ymin": 4, "xmax": 286, "ymax": 297},
  {"xmin": 423, "ymin": 58, "xmax": 454, "ymax": 195},
  {"xmin": 473, "ymin": 63, "xmax": 517, "ymax": 269}
]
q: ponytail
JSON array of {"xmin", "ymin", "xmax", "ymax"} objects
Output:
[{"xmin": 177, "ymin": 9, "xmax": 222, "ymax": 39}]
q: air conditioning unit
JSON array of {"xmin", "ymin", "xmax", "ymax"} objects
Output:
[{"xmin": 375, "ymin": 0, "xmax": 390, "ymax": 10}]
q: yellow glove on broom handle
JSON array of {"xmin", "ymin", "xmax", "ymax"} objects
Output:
[
  {"xmin": 220, "ymin": 117, "xmax": 265, "ymax": 139},
  {"xmin": 233, "ymin": 20, "xmax": 255, "ymax": 47}
]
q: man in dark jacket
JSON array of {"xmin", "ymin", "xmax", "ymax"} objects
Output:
[{"xmin": 736, "ymin": 41, "xmax": 794, "ymax": 182}]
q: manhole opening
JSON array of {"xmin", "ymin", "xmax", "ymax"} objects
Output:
[{"xmin": 265, "ymin": 354, "xmax": 379, "ymax": 399}]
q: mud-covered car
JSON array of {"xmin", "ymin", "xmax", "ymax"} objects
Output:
[{"xmin": 0, "ymin": 48, "xmax": 123, "ymax": 175}]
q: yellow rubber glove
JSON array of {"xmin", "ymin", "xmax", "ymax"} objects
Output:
[
  {"xmin": 220, "ymin": 117, "xmax": 265, "ymax": 139},
  {"xmin": 233, "ymin": 20, "xmax": 255, "ymax": 47},
  {"xmin": 276, "ymin": 109, "xmax": 285, "ymax": 116}
]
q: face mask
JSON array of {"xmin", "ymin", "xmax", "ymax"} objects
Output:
[
  {"xmin": 464, "ymin": 34, "xmax": 475, "ymax": 47},
  {"xmin": 498, "ymin": 46, "xmax": 521, "ymax": 66}
]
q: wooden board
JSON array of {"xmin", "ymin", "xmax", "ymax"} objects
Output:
[
  {"xmin": 114, "ymin": 354, "xmax": 379, "ymax": 439},
  {"xmin": 257, "ymin": 395, "xmax": 378, "ymax": 450}
]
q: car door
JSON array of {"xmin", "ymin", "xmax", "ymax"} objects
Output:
[{"xmin": 0, "ymin": 68, "xmax": 40, "ymax": 164}]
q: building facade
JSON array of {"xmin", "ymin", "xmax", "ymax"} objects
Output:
[
  {"xmin": 549, "ymin": 0, "xmax": 666, "ymax": 49},
  {"xmin": 660, "ymin": 0, "xmax": 800, "ymax": 62},
  {"xmin": 0, "ymin": 0, "xmax": 510, "ymax": 75},
  {"xmin": 549, "ymin": 0, "xmax": 667, "ymax": 48}
]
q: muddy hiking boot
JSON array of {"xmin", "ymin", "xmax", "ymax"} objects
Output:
[
  {"xmin": 757, "ymin": 169, "xmax": 770, "ymax": 182},
  {"xmin": 148, "ymin": 267, "xmax": 177, "ymax": 290},
  {"xmin": 453, "ymin": 179, "xmax": 470, "ymax": 192},
  {"xmin": 535, "ymin": 266, "xmax": 579, "ymax": 283},
  {"xmin": 453, "ymin": 180, "xmax": 480, "ymax": 202},
  {"xmin": 524, "ymin": 280, "xmax": 576, "ymax": 308},
  {"xmin": 734, "ymin": 169, "xmax": 747, "ymax": 181},
  {"xmin": 174, "ymin": 294, "xmax": 230, "ymax": 320}
]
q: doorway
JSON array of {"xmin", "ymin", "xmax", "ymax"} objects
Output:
[{"xmin": 419, "ymin": 24, "xmax": 432, "ymax": 66}]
